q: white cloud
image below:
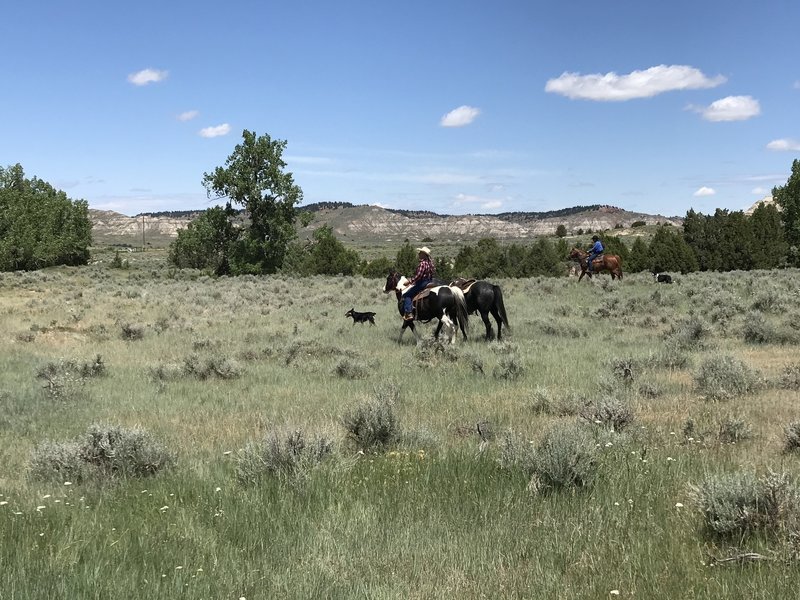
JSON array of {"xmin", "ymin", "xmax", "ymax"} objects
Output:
[
  {"xmin": 440, "ymin": 105, "xmax": 480, "ymax": 127},
  {"xmin": 199, "ymin": 123, "xmax": 231, "ymax": 138},
  {"xmin": 751, "ymin": 187, "xmax": 767, "ymax": 195},
  {"xmin": 481, "ymin": 200, "xmax": 503, "ymax": 210},
  {"xmin": 177, "ymin": 110, "xmax": 199, "ymax": 122},
  {"xmin": 693, "ymin": 186, "xmax": 716, "ymax": 197},
  {"xmin": 766, "ymin": 138, "xmax": 800, "ymax": 151},
  {"xmin": 544, "ymin": 65, "xmax": 725, "ymax": 101},
  {"xmin": 127, "ymin": 68, "xmax": 168, "ymax": 86},
  {"xmin": 694, "ymin": 95, "xmax": 760, "ymax": 121}
]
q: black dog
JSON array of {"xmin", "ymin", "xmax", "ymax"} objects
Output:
[
  {"xmin": 654, "ymin": 273, "xmax": 673, "ymax": 284},
  {"xmin": 345, "ymin": 308, "xmax": 376, "ymax": 325}
]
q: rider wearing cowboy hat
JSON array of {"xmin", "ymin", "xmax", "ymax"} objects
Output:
[
  {"xmin": 402, "ymin": 246, "xmax": 436, "ymax": 320},
  {"xmin": 586, "ymin": 235, "xmax": 604, "ymax": 273}
]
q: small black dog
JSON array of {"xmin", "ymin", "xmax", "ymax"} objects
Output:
[
  {"xmin": 654, "ymin": 273, "xmax": 673, "ymax": 284},
  {"xmin": 345, "ymin": 308, "xmax": 376, "ymax": 325}
]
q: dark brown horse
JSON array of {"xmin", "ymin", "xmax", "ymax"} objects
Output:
[{"xmin": 568, "ymin": 248, "xmax": 623, "ymax": 281}]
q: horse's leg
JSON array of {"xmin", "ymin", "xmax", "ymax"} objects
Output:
[
  {"xmin": 480, "ymin": 310, "xmax": 493, "ymax": 341},
  {"xmin": 489, "ymin": 307, "xmax": 502, "ymax": 340},
  {"xmin": 440, "ymin": 315, "xmax": 456, "ymax": 344},
  {"xmin": 434, "ymin": 320, "xmax": 443, "ymax": 340}
]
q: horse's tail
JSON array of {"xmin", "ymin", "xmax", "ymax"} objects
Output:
[
  {"xmin": 450, "ymin": 286, "xmax": 469, "ymax": 335},
  {"xmin": 494, "ymin": 285, "xmax": 510, "ymax": 331}
]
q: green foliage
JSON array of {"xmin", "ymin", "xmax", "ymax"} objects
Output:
[
  {"xmin": 0, "ymin": 164, "xmax": 92, "ymax": 271},
  {"xmin": 454, "ymin": 237, "xmax": 564, "ymax": 278},
  {"xmin": 683, "ymin": 205, "xmax": 787, "ymax": 271},
  {"xmin": 773, "ymin": 159, "xmax": 800, "ymax": 266},
  {"xmin": 168, "ymin": 205, "xmax": 238, "ymax": 274},
  {"xmin": 201, "ymin": 130, "xmax": 303, "ymax": 273},
  {"xmin": 282, "ymin": 225, "xmax": 360, "ymax": 275},
  {"xmin": 625, "ymin": 237, "xmax": 651, "ymax": 272},
  {"xmin": 29, "ymin": 424, "xmax": 175, "ymax": 482},
  {"xmin": 580, "ymin": 396, "xmax": 635, "ymax": 432},
  {"xmin": 395, "ymin": 241, "xmax": 417, "ymax": 275},
  {"xmin": 648, "ymin": 226, "xmax": 698, "ymax": 273},
  {"xmin": 783, "ymin": 422, "xmax": 800, "ymax": 453},
  {"xmin": 358, "ymin": 256, "xmax": 394, "ymax": 278},
  {"xmin": 236, "ymin": 429, "xmax": 334, "ymax": 484},
  {"xmin": 555, "ymin": 224, "xmax": 567, "ymax": 237}
]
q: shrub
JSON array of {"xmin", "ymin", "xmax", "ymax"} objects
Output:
[
  {"xmin": 783, "ymin": 422, "xmax": 800, "ymax": 453},
  {"xmin": 694, "ymin": 355, "xmax": 761, "ymax": 401},
  {"xmin": 500, "ymin": 424, "xmax": 598, "ymax": 491},
  {"xmin": 236, "ymin": 429, "xmax": 334, "ymax": 484},
  {"xmin": 692, "ymin": 471, "xmax": 799, "ymax": 537},
  {"xmin": 341, "ymin": 396, "xmax": 400, "ymax": 451},
  {"xmin": 493, "ymin": 355, "xmax": 524, "ymax": 380},
  {"xmin": 665, "ymin": 316, "xmax": 711, "ymax": 350},
  {"xmin": 742, "ymin": 311, "xmax": 777, "ymax": 344},
  {"xmin": 333, "ymin": 358, "xmax": 369, "ymax": 380},
  {"xmin": 183, "ymin": 355, "xmax": 242, "ymax": 380},
  {"xmin": 778, "ymin": 364, "xmax": 800, "ymax": 390},
  {"xmin": 36, "ymin": 356, "xmax": 106, "ymax": 401},
  {"xmin": 29, "ymin": 424, "xmax": 175, "ymax": 482},
  {"xmin": 532, "ymin": 424, "xmax": 598, "ymax": 491},
  {"xmin": 121, "ymin": 323, "xmax": 145, "ymax": 341},
  {"xmin": 580, "ymin": 397, "xmax": 635, "ymax": 432},
  {"xmin": 716, "ymin": 417, "xmax": 754, "ymax": 444}
]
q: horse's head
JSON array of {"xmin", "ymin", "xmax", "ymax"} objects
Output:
[
  {"xmin": 568, "ymin": 247, "xmax": 584, "ymax": 260},
  {"xmin": 383, "ymin": 270, "xmax": 401, "ymax": 294}
]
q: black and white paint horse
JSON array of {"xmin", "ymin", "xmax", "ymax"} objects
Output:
[
  {"xmin": 450, "ymin": 278, "xmax": 510, "ymax": 341},
  {"xmin": 383, "ymin": 270, "xmax": 469, "ymax": 344}
]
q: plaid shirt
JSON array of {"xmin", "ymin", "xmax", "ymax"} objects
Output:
[{"xmin": 409, "ymin": 256, "xmax": 435, "ymax": 284}]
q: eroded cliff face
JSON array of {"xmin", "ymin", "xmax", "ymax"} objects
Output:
[
  {"xmin": 89, "ymin": 205, "xmax": 682, "ymax": 246},
  {"xmin": 90, "ymin": 210, "xmax": 197, "ymax": 237}
]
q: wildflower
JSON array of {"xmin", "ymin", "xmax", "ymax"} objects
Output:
[
  {"xmin": 159, "ymin": 506, "xmax": 169, "ymax": 512},
  {"xmin": 675, "ymin": 502, "xmax": 684, "ymax": 508},
  {"xmin": 610, "ymin": 591, "xmax": 620, "ymax": 596},
  {"xmin": 605, "ymin": 442, "xmax": 613, "ymax": 447},
  {"xmin": 215, "ymin": 487, "xmax": 221, "ymax": 492},
  {"xmin": 223, "ymin": 451, "xmax": 232, "ymax": 456},
  {"xmin": 0, "ymin": 501, "xmax": 8, "ymax": 506},
  {"xmin": 175, "ymin": 566, "xmax": 183, "ymax": 570},
  {"xmin": 141, "ymin": 490, "xmax": 148, "ymax": 493},
  {"xmin": 64, "ymin": 481, "xmax": 72, "ymax": 486},
  {"xmin": 36, "ymin": 506, "xmax": 46, "ymax": 512},
  {"xmin": 614, "ymin": 502, "xmax": 620, "ymax": 506},
  {"xmin": 39, "ymin": 533, "xmax": 45, "ymax": 537},
  {"xmin": 42, "ymin": 494, "xmax": 51, "ymax": 499},
  {"xmin": 666, "ymin": 457, "xmax": 675, "ymax": 462}
]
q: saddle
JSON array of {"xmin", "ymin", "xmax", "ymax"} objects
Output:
[{"xmin": 449, "ymin": 278, "xmax": 476, "ymax": 293}]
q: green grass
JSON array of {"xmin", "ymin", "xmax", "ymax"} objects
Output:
[{"xmin": 1, "ymin": 261, "xmax": 800, "ymax": 598}]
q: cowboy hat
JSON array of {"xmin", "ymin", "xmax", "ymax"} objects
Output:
[{"xmin": 416, "ymin": 246, "xmax": 432, "ymax": 256}]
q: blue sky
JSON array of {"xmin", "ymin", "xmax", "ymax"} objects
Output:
[{"xmin": 2, "ymin": 0, "xmax": 799, "ymax": 217}]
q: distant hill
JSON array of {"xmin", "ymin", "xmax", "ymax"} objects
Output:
[{"xmin": 89, "ymin": 204, "xmax": 683, "ymax": 248}]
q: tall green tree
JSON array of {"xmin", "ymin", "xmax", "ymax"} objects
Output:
[
  {"xmin": 749, "ymin": 203, "xmax": 787, "ymax": 269},
  {"xmin": 648, "ymin": 226, "xmax": 698, "ymax": 273},
  {"xmin": 625, "ymin": 237, "xmax": 651, "ymax": 272},
  {"xmin": 395, "ymin": 241, "xmax": 417, "ymax": 275},
  {"xmin": 0, "ymin": 164, "xmax": 92, "ymax": 271},
  {"xmin": 773, "ymin": 159, "xmax": 800, "ymax": 266},
  {"xmin": 201, "ymin": 130, "xmax": 303, "ymax": 274}
]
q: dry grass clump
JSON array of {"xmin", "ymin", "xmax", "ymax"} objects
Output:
[
  {"xmin": 782, "ymin": 422, "xmax": 800, "ymax": 454},
  {"xmin": 580, "ymin": 396, "xmax": 635, "ymax": 432},
  {"xmin": 36, "ymin": 356, "xmax": 106, "ymax": 400}
]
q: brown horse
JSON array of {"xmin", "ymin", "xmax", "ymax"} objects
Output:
[{"xmin": 568, "ymin": 248, "xmax": 623, "ymax": 281}]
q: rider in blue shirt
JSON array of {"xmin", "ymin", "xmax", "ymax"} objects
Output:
[{"xmin": 586, "ymin": 235, "xmax": 603, "ymax": 273}]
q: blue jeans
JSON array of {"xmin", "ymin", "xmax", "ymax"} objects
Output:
[
  {"xmin": 402, "ymin": 279, "xmax": 431, "ymax": 313},
  {"xmin": 587, "ymin": 254, "xmax": 600, "ymax": 272}
]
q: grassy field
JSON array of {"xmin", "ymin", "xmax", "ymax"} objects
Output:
[{"xmin": 1, "ymin": 251, "xmax": 800, "ymax": 599}]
